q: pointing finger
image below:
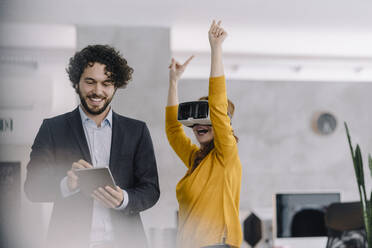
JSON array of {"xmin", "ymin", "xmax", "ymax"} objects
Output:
[
  {"xmin": 170, "ymin": 58, "xmax": 176, "ymax": 69},
  {"xmin": 183, "ymin": 55, "xmax": 194, "ymax": 67},
  {"xmin": 212, "ymin": 22, "xmax": 219, "ymax": 34},
  {"xmin": 210, "ymin": 20, "xmax": 216, "ymax": 29}
]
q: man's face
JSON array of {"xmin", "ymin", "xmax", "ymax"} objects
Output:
[{"xmin": 77, "ymin": 62, "xmax": 116, "ymax": 115}]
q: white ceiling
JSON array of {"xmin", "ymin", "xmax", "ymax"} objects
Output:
[
  {"xmin": 2, "ymin": 0, "xmax": 372, "ymax": 82},
  {"xmin": 1, "ymin": 0, "xmax": 372, "ymax": 31}
]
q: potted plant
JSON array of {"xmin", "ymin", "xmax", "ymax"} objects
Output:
[{"xmin": 345, "ymin": 122, "xmax": 372, "ymax": 247}]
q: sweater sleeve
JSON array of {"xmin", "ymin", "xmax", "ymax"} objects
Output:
[
  {"xmin": 165, "ymin": 105, "xmax": 199, "ymax": 169},
  {"xmin": 208, "ymin": 76, "xmax": 238, "ymax": 164}
]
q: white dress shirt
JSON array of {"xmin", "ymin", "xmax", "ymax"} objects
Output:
[{"xmin": 60, "ymin": 105, "xmax": 129, "ymax": 246}]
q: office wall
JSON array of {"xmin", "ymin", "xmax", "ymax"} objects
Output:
[
  {"xmin": 1, "ymin": 23, "xmax": 371, "ymax": 247},
  {"xmin": 76, "ymin": 26, "xmax": 371, "ymax": 233},
  {"xmin": 178, "ymin": 79, "xmax": 372, "ymax": 210}
]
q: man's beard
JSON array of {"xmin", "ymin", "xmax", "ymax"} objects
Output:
[{"xmin": 78, "ymin": 90, "xmax": 113, "ymax": 116}]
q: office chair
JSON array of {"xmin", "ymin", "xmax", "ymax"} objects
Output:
[
  {"xmin": 324, "ymin": 201, "xmax": 367, "ymax": 248},
  {"xmin": 290, "ymin": 208, "xmax": 327, "ymax": 237}
]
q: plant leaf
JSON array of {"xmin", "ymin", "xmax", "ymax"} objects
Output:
[
  {"xmin": 345, "ymin": 122, "xmax": 355, "ymax": 161},
  {"xmin": 355, "ymin": 145, "xmax": 364, "ymax": 185},
  {"xmin": 364, "ymin": 198, "xmax": 372, "ymax": 244},
  {"xmin": 369, "ymin": 154, "xmax": 372, "ymax": 179}
]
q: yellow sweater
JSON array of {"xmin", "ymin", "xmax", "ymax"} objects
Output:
[{"xmin": 165, "ymin": 76, "xmax": 242, "ymax": 248}]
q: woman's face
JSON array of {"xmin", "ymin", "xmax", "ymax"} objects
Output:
[{"xmin": 192, "ymin": 124, "xmax": 214, "ymax": 147}]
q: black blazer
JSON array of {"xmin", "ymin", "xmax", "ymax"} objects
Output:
[{"xmin": 24, "ymin": 107, "xmax": 160, "ymax": 248}]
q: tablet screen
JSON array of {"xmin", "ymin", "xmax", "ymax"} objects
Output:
[{"xmin": 75, "ymin": 167, "xmax": 116, "ymax": 196}]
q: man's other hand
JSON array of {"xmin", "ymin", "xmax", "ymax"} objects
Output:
[{"xmin": 92, "ymin": 186, "xmax": 124, "ymax": 208}]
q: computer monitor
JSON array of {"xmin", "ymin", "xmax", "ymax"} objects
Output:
[{"xmin": 273, "ymin": 192, "xmax": 341, "ymax": 248}]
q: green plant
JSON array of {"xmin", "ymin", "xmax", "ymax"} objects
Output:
[{"xmin": 345, "ymin": 122, "xmax": 372, "ymax": 247}]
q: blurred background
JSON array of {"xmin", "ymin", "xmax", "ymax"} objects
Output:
[{"xmin": 0, "ymin": 0, "xmax": 372, "ymax": 247}]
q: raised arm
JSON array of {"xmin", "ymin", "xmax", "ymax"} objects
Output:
[
  {"xmin": 209, "ymin": 20, "xmax": 227, "ymax": 77},
  {"xmin": 166, "ymin": 56, "xmax": 199, "ymax": 168},
  {"xmin": 208, "ymin": 21, "xmax": 237, "ymax": 162}
]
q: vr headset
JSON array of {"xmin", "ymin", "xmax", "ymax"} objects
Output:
[{"xmin": 178, "ymin": 101, "xmax": 211, "ymax": 127}]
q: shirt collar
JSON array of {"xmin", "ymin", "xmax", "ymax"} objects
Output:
[{"xmin": 78, "ymin": 105, "xmax": 112, "ymax": 128}]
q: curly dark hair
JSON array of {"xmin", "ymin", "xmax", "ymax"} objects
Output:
[{"xmin": 66, "ymin": 44, "xmax": 133, "ymax": 93}]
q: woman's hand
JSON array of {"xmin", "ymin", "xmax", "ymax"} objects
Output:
[
  {"xmin": 208, "ymin": 20, "xmax": 227, "ymax": 50},
  {"xmin": 209, "ymin": 20, "xmax": 226, "ymax": 77},
  {"xmin": 169, "ymin": 56, "xmax": 194, "ymax": 83},
  {"xmin": 167, "ymin": 56, "xmax": 193, "ymax": 106}
]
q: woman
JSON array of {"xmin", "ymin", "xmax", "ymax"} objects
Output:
[{"xmin": 165, "ymin": 21, "xmax": 242, "ymax": 248}]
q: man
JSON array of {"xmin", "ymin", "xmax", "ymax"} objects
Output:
[{"xmin": 24, "ymin": 45, "xmax": 160, "ymax": 248}]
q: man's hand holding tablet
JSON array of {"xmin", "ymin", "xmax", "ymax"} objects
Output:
[{"xmin": 69, "ymin": 159, "xmax": 124, "ymax": 208}]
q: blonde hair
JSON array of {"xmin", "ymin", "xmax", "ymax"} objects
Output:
[{"xmin": 198, "ymin": 96, "xmax": 235, "ymax": 119}]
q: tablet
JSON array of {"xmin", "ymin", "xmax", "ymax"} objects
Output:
[{"xmin": 75, "ymin": 167, "xmax": 116, "ymax": 196}]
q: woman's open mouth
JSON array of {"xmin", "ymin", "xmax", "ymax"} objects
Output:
[{"xmin": 195, "ymin": 126, "xmax": 210, "ymax": 136}]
